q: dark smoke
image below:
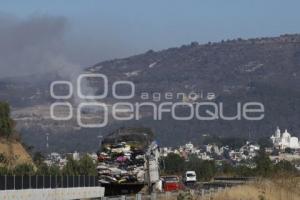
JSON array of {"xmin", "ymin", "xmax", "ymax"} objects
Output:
[{"xmin": 0, "ymin": 13, "xmax": 81, "ymax": 78}]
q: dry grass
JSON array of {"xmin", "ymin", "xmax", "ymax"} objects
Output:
[
  {"xmin": 212, "ymin": 177, "xmax": 300, "ymax": 200},
  {"xmin": 0, "ymin": 138, "xmax": 33, "ymax": 168}
]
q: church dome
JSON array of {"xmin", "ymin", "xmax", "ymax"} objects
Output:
[
  {"xmin": 290, "ymin": 137, "xmax": 300, "ymax": 149},
  {"xmin": 282, "ymin": 129, "xmax": 291, "ymax": 138}
]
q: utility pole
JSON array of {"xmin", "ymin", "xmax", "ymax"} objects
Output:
[
  {"xmin": 46, "ymin": 133, "xmax": 49, "ymax": 152},
  {"xmin": 146, "ymin": 153, "xmax": 151, "ymax": 194},
  {"xmin": 145, "ymin": 136, "xmax": 152, "ymax": 195},
  {"xmin": 97, "ymin": 135, "xmax": 103, "ymax": 150}
]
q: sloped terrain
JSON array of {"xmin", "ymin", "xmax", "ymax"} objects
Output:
[
  {"xmin": 1, "ymin": 34, "xmax": 300, "ymax": 150},
  {"xmin": 87, "ymin": 34, "xmax": 300, "ymax": 145},
  {"xmin": 0, "ymin": 138, "xmax": 33, "ymax": 167}
]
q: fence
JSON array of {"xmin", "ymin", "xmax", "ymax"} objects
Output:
[{"xmin": 0, "ymin": 175, "xmax": 98, "ymax": 190}]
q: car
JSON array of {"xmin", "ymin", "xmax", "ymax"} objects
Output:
[
  {"xmin": 184, "ymin": 171, "xmax": 197, "ymax": 184},
  {"xmin": 161, "ymin": 176, "xmax": 182, "ymax": 191}
]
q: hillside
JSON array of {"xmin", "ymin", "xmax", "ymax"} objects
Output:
[
  {"xmin": 87, "ymin": 34, "xmax": 300, "ymax": 145},
  {"xmin": 1, "ymin": 34, "xmax": 300, "ymax": 151},
  {"xmin": 0, "ymin": 102, "xmax": 33, "ymax": 167},
  {"xmin": 0, "ymin": 138, "xmax": 33, "ymax": 168}
]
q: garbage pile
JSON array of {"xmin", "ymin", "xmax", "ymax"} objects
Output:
[{"xmin": 97, "ymin": 142, "xmax": 146, "ymax": 184}]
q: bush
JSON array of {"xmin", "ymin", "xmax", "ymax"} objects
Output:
[
  {"xmin": 49, "ymin": 165, "xmax": 61, "ymax": 176},
  {"xmin": 0, "ymin": 166, "xmax": 12, "ymax": 175},
  {"xmin": 254, "ymin": 148, "xmax": 273, "ymax": 177},
  {"xmin": 13, "ymin": 163, "xmax": 35, "ymax": 176},
  {"xmin": 62, "ymin": 156, "xmax": 80, "ymax": 175},
  {"xmin": 78, "ymin": 154, "xmax": 97, "ymax": 176},
  {"xmin": 274, "ymin": 160, "xmax": 297, "ymax": 173},
  {"xmin": 161, "ymin": 153, "xmax": 185, "ymax": 174}
]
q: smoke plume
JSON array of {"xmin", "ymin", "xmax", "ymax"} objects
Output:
[{"xmin": 0, "ymin": 13, "xmax": 82, "ymax": 78}]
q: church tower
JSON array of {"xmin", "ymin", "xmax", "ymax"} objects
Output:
[{"xmin": 275, "ymin": 126, "xmax": 281, "ymax": 138}]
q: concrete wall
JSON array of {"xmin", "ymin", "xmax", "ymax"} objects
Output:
[{"xmin": 0, "ymin": 187, "xmax": 105, "ymax": 200}]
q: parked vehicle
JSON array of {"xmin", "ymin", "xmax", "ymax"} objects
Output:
[
  {"xmin": 161, "ymin": 176, "xmax": 182, "ymax": 191},
  {"xmin": 184, "ymin": 171, "xmax": 197, "ymax": 184}
]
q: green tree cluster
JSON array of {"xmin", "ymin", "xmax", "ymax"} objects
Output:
[
  {"xmin": 0, "ymin": 163, "xmax": 35, "ymax": 176},
  {"xmin": 0, "ymin": 102, "xmax": 13, "ymax": 137},
  {"xmin": 161, "ymin": 153, "xmax": 185, "ymax": 174},
  {"xmin": 62, "ymin": 155, "xmax": 97, "ymax": 176},
  {"xmin": 161, "ymin": 153, "xmax": 217, "ymax": 181},
  {"xmin": 254, "ymin": 148, "xmax": 273, "ymax": 177},
  {"xmin": 0, "ymin": 153, "xmax": 97, "ymax": 176},
  {"xmin": 161, "ymin": 148, "xmax": 299, "ymax": 181},
  {"xmin": 202, "ymin": 135, "xmax": 246, "ymax": 149}
]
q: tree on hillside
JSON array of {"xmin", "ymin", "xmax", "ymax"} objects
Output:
[
  {"xmin": 0, "ymin": 153, "xmax": 8, "ymax": 165},
  {"xmin": 0, "ymin": 102, "xmax": 14, "ymax": 137},
  {"xmin": 33, "ymin": 152, "xmax": 45, "ymax": 166}
]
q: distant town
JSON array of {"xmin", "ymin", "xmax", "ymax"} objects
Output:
[{"xmin": 43, "ymin": 126, "xmax": 300, "ymax": 179}]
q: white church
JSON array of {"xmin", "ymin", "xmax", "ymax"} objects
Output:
[{"xmin": 270, "ymin": 127, "xmax": 300, "ymax": 149}]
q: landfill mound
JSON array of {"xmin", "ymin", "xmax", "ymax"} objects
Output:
[
  {"xmin": 97, "ymin": 127, "xmax": 155, "ymax": 186},
  {"xmin": 101, "ymin": 127, "xmax": 154, "ymax": 150}
]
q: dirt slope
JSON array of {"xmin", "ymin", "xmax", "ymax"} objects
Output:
[{"xmin": 0, "ymin": 138, "xmax": 33, "ymax": 168}]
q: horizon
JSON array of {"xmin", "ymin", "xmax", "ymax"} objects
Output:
[{"xmin": 1, "ymin": 0, "xmax": 300, "ymax": 77}]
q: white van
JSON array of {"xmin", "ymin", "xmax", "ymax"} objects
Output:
[{"xmin": 184, "ymin": 171, "xmax": 197, "ymax": 183}]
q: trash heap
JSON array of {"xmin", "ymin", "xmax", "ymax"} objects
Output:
[{"xmin": 97, "ymin": 142, "xmax": 147, "ymax": 184}]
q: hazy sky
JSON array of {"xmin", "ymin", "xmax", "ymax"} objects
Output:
[{"xmin": 1, "ymin": 0, "xmax": 300, "ymax": 77}]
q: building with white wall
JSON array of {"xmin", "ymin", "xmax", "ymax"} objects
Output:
[{"xmin": 270, "ymin": 127, "xmax": 300, "ymax": 149}]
